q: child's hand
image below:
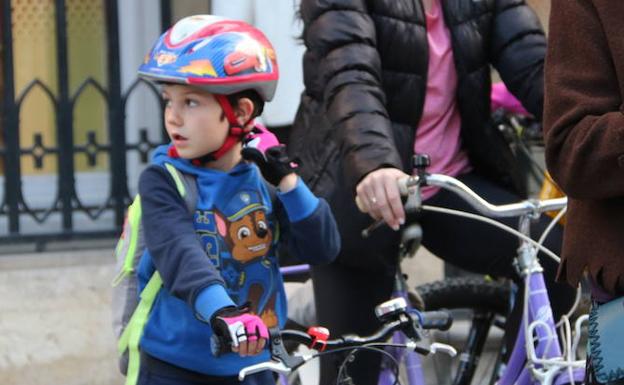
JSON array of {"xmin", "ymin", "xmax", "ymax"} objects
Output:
[
  {"xmin": 241, "ymin": 144, "xmax": 298, "ymax": 187},
  {"xmin": 244, "ymin": 123, "xmax": 280, "ymax": 152},
  {"xmin": 210, "ymin": 305, "xmax": 269, "ymax": 357}
]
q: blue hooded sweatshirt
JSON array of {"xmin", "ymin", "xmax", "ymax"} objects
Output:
[{"xmin": 136, "ymin": 145, "xmax": 339, "ymax": 376}]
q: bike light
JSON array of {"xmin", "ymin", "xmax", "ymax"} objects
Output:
[{"xmin": 307, "ymin": 326, "xmax": 330, "ymax": 351}]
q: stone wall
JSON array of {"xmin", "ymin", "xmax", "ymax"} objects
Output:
[{"xmin": 0, "ymin": 250, "xmax": 124, "ymax": 385}]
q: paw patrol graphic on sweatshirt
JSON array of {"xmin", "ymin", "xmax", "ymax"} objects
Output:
[{"xmin": 197, "ymin": 189, "xmax": 279, "ymax": 327}]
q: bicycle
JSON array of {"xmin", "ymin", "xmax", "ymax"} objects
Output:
[
  {"xmin": 276, "ymin": 200, "xmax": 501, "ymax": 385},
  {"xmin": 226, "ymin": 154, "xmax": 588, "ymax": 385},
  {"xmin": 213, "ymin": 290, "xmax": 458, "ymax": 384},
  {"xmin": 392, "ymin": 155, "xmax": 587, "ymax": 385},
  {"xmin": 274, "ymin": 221, "xmax": 454, "ymax": 385}
]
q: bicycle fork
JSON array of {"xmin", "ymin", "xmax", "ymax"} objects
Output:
[{"xmin": 378, "ymin": 266, "xmax": 427, "ymax": 385}]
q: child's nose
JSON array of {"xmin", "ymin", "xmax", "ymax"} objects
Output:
[{"xmin": 165, "ymin": 106, "xmax": 183, "ymax": 126}]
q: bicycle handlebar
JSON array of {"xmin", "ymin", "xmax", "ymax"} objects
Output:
[
  {"xmin": 398, "ymin": 173, "xmax": 566, "ymax": 218},
  {"xmin": 212, "ymin": 307, "xmax": 456, "ymax": 380},
  {"xmin": 357, "ymin": 172, "xmax": 567, "ymax": 238}
]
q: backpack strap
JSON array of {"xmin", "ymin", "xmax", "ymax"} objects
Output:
[
  {"xmin": 118, "ymin": 164, "xmax": 197, "ymax": 385},
  {"xmin": 111, "ymin": 195, "xmax": 144, "ymax": 287},
  {"xmin": 164, "ymin": 162, "xmax": 198, "ymax": 213},
  {"xmin": 118, "ymin": 272, "xmax": 163, "ymax": 385}
]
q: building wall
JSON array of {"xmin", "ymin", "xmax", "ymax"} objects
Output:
[
  {"xmin": 0, "ymin": 250, "xmax": 123, "ymax": 385},
  {"xmin": 527, "ymin": 0, "xmax": 550, "ymax": 32}
]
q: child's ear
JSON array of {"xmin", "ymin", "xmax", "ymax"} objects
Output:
[{"xmin": 234, "ymin": 97, "xmax": 255, "ymax": 128}]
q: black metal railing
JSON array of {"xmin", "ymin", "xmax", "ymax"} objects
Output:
[{"xmin": 0, "ymin": 0, "xmax": 172, "ymax": 246}]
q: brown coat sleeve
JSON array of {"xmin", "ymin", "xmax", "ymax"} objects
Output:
[{"xmin": 544, "ymin": 0, "xmax": 624, "ymax": 199}]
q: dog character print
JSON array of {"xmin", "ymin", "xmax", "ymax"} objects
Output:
[{"xmin": 215, "ymin": 189, "xmax": 278, "ymax": 327}]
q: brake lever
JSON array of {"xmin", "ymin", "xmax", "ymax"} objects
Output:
[
  {"xmin": 405, "ymin": 341, "xmax": 457, "ymax": 357},
  {"xmin": 268, "ymin": 328, "xmax": 307, "ymax": 369},
  {"xmin": 238, "ymin": 328, "xmax": 313, "ymax": 380},
  {"xmin": 430, "ymin": 342, "xmax": 457, "ymax": 357},
  {"xmin": 239, "ymin": 361, "xmax": 292, "ymax": 380},
  {"xmin": 361, "ymin": 181, "xmax": 422, "ymax": 239},
  {"xmin": 362, "ymin": 219, "xmax": 385, "ymax": 238}
]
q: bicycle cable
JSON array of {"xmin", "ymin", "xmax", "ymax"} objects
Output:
[
  {"xmin": 335, "ymin": 344, "xmax": 402, "ymax": 385},
  {"xmin": 533, "ymin": 205, "xmax": 584, "ymax": 329},
  {"xmin": 423, "ymin": 202, "xmax": 587, "ymax": 373},
  {"xmin": 522, "ymin": 273, "xmax": 585, "ymax": 380},
  {"xmin": 421, "ymin": 205, "xmax": 561, "ymax": 263}
]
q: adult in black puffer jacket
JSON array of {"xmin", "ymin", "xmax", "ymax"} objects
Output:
[{"xmin": 289, "ymin": 1, "xmax": 576, "ymax": 384}]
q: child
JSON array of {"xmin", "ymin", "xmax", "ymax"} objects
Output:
[{"xmin": 135, "ymin": 15, "xmax": 340, "ymax": 385}]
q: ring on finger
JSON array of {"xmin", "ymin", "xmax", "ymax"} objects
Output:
[{"xmin": 370, "ymin": 196, "xmax": 377, "ymax": 205}]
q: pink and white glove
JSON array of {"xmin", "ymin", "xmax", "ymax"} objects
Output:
[
  {"xmin": 211, "ymin": 305, "xmax": 269, "ymax": 356},
  {"xmin": 242, "ymin": 123, "xmax": 298, "ymax": 186},
  {"xmin": 244, "ymin": 122, "xmax": 280, "ymax": 152}
]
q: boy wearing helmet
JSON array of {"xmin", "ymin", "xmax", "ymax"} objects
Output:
[{"xmin": 134, "ymin": 15, "xmax": 340, "ymax": 384}]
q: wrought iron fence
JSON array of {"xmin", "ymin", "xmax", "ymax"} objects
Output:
[{"xmin": 0, "ymin": 0, "xmax": 172, "ymax": 246}]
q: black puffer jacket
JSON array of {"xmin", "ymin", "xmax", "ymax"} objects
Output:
[{"xmin": 289, "ymin": 0, "xmax": 546, "ymax": 268}]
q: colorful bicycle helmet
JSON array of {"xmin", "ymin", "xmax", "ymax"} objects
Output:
[{"xmin": 138, "ymin": 15, "xmax": 279, "ymax": 160}]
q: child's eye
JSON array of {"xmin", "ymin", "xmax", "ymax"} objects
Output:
[
  {"xmin": 162, "ymin": 98, "xmax": 171, "ymax": 108},
  {"xmin": 185, "ymin": 98, "xmax": 199, "ymax": 107}
]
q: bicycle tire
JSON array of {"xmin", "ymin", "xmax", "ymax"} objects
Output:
[
  {"xmin": 415, "ymin": 277, "xmax": 512, "ymax": 385},
  {"xmin": 416, "ymin": 277, "xmax": 511, "ymax": 315}
]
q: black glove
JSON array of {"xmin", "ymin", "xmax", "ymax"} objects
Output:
[{"xmin": 241, "ymin": 144, "xmax": 299, "ymax": 186}]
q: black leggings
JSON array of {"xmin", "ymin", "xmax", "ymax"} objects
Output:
[{"xmin": 311, "ymin": 172, "xmax": 577, "ymax": 385}]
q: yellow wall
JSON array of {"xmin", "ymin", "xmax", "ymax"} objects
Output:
[
  {"xmin": 67, "ymin": 0, "xmax": 108, "ymax": 172},
  {"xmin": 11, "ymin": 0, "xmax": 107, "ymax": 175},
  {"xmin": 12, "ymin": 0, "xmax": 58, "ymax": 174}
]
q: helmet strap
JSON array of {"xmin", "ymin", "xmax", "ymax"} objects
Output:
[{"xmin": 191, "ymin": 94, "xmax": 251, "ymax": 164}]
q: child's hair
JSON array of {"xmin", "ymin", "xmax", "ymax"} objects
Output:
[{"xmin": 227, "ymin": 90, "xmax": 264, "ymax": 120}]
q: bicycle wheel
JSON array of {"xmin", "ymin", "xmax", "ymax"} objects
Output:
[{"xmin": 415, "ymin": 277, "xmax": 512, "ymax": 385}]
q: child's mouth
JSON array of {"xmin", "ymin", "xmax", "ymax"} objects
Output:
[{"xmin": 172, "ymin": 133, "xmax": 188, "ymax": 144}]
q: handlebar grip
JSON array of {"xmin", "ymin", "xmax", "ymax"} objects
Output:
[
  {"xmin": 210, "ymin": 334, "xmax": 232, "ymax": 357},
  {"xmin": 420, "ymin": 311, "xmax": 453, "ymax": 331}
]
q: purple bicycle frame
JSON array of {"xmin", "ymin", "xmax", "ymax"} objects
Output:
[
  {"xmin": 278, "ymin": 261, "xmax": 585, "ymax": 385},
  {"xmin": 498, "ymin": 270, "xmax": 584, "ymax": 385},
  {"xmin": 378, "ymin": 286, "xmax": 426, "ymax": 385},
  {"xmin": 278, "ymin": 263, "xmax": 425, "ymax": 385}
]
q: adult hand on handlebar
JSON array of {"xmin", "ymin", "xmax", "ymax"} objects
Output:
[{"xmin": 356, "ymin": 168, "xmax": 409, "ymax": 231}]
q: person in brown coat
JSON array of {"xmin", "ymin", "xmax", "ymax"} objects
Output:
[{"xmin": 544, "ymin": 0, "xmax": 624, "ymax": 383}]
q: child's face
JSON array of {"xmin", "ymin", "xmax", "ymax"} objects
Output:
[{"xmin": 161, "ymin": 84, "xmax": 229, "ymax": 160}]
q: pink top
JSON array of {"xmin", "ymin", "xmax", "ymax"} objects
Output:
[{"xmin": 414, "ymin": 0, "xmax": 471, "ymax": 200}]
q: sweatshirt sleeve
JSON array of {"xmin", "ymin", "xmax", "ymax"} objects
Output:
[
  {"xmin": 275, "ymin": 178, "xmax": 340, "ymax": 264},
  {"xmin": 544, "ymin": 0, "xmax": 624, "ymax": 199},
  {"xmin": 490, "ymin": 0, "xmax": 546, "ymax": 120},
  {"xmin": 139, "ymin": 165, "xmax": 232, "ymax": 313}
]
